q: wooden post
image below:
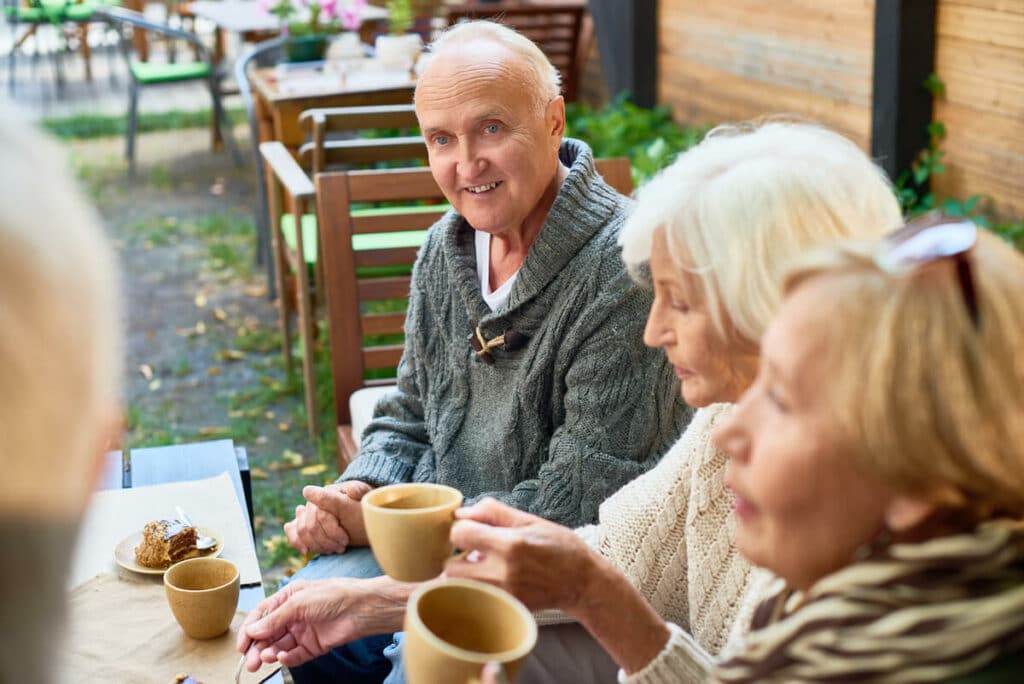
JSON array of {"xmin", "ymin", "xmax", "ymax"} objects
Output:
[
  {"xmin": 588, "ymin": 0, "xmax": 657, "ymax": 107},
  {"xmin": 870, "ymin": 0, "xmax": 938, "ymax": 182}
]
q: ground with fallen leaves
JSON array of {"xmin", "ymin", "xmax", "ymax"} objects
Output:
[{"xmin": 67, "ymin": 127, "xmax": 333, "ymax": 587}]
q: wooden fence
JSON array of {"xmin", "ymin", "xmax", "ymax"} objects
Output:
[{"xmin": 653, "ymin": 0, "xmax": 1023, "ymax": 220}]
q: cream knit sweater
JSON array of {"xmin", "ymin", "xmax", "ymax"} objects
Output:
[{"xmin": 559, "ymin": 405, "xmax": 777, "ymax": 683}]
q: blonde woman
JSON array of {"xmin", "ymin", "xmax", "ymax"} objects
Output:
[
  {"xmin": 0, "ymin": 106, "xmax": 122, "ymax": 683},
  {"xmin": 466, "ymin": 219, "xmax": 1024, "ymax": 683},
  {"xmin": 441, "ymin": 119, "xmax": 903, "ymax": 683},
  {"xmin": 710, "ymin": 220, "xmax": 1024, "ymax": 682}
]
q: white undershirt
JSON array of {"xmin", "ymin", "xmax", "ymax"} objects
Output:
[{"xmin": 475, "ymin": 230, "xmax": 519, "ymax": 311}]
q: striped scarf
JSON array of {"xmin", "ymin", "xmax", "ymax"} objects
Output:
[{"xmin": 715, "ymin": 519, "xmax": 1024, "ymax": 683}]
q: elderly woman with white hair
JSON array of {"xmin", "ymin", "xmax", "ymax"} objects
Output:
[
  {"xmin": 0, "ymin": 107, "xmax": 122, "ymax": 683},
  {"xmin": 445, "ymin": 119, "xmax": 903, "ymax": 682}
]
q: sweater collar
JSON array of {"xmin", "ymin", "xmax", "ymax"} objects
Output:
[{"xmin": 442, "ymin": 138, "xmax": 625, "ymax": 329}]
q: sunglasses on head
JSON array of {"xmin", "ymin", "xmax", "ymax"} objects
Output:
[{"xmin": 874, "ymin": 212, "xmax": 979, "ymax": 327}]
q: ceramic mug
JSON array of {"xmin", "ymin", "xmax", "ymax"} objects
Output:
[
  {"xmin": 361, "ymin": 483, "xmax": 463, "ymax": 582},
  {"xmin": 164, "ymin": 557, "xmax": 239, "ymax": 639},
  {"xmin": 404, "ymin": 578, "xmax": 538, "ymax": 684}
]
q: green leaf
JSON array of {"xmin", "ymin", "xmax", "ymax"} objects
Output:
[
  {"xmin": 941, "ymin": 198, "xmax": 965, "ymax": 216},
  {"xmin": 923, "ymin": 73, "xmax": 946, "ymax": 98},
  {"xmin": 913, "ymin": 164, "xmax": 930, "ymax": 185}
]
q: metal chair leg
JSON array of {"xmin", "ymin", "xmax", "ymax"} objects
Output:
[
  {"xmin": 210, "ymin": 78, "xmax": 241, "ymax": 165},
  {"xmin": 126, "ymin": 80, "xmax": 139, "ymax": 176},
  {"xmin": 6, "ymin": 44, "xmax": 14, "ymax": 95}
]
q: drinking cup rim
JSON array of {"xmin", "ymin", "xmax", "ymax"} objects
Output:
[
  {"xmin": 362, "ymin": 483, "xmax": 463, "ymax": 515},
  {"xmin": 407, "ymin": 578, "xmax": 538, "ymax": 664},
  {"xmin": 164, "ymin": 557, "xmax": 239, "ymax": 593}
]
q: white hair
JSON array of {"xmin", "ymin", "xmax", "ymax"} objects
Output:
[
  {"xmin": 619, "ymin": 119, "xmax": 902, "ymax": 343},
  {"xmin": 421, "ymin": 19, "xmax": 561, "ymax": 104},
  {"xmin": 0, "ymin": 102, "xmax": 121, "ymax": 518}
]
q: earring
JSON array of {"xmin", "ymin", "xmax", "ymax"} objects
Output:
[{"xmin": 853, "ymin": 526, "xmax": 893, "ymax": 562}]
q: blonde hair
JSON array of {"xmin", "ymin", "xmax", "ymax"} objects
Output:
[
  {"xmin": 783, "ymin": 230, "xmax": 1024, "ymax": 521},
  {"xmin": 620, "ymin": 119, "xmax": 902, "ymax": 344},
  {"xmin": 420, "ymin": 20, "xmax": 561, "ymax": 106},
  {"xmin": 0, "ymin": 104, "xmax": 121, "ymax": 518}
]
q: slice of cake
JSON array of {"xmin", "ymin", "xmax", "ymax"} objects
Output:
[{"xmin": 134, "ymin": 519, "xmax": 199, "ymax": 569}]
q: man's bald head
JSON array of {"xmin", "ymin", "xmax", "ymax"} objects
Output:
[{"xmin": 416, "ymin": 20, "xmax": 561, "ymax": 112}]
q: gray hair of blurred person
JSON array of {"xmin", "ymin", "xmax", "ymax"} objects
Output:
[
  {"xmin": 0, "ymin": 103, "xmax": 122, "ymax": 683},
  {"xmin": 619, "ymin": 119, "xmax": 903, "ymax": 345},
  {"xmin": 418, "ymin": 19, "xmax": 562, "ymax": 108}
]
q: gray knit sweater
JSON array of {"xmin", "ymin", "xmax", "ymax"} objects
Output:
[{"xmin": 341, "ymin": 139, "xmax": 690, "ymax": 527}]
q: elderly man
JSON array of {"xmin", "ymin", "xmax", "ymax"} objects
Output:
[{"xmin": 239, "ymin": 20, "xmax": 688, "ymax": 683}]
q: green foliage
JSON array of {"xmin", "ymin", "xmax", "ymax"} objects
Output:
[
  {"xmin": 923, "ymin": 72, "xmax": 946, "ymax": 98},
  {"xmin": 895, "ymin": 74, "xmax": 1022, "ymax": 250},
  {"xmin": 993, "ymin": 220, "xmax": 1024, "ymax": 251},
  {"xmin": 565, "ymin": 93, "xmax": 708, "ymax": 187},
  {"xmin": 42, "ymin": 108, "xmax": 247, "ymax": 140},
  {"xmin": 385, "ymin": 0, "xmax": 413, "ymax": 34}
]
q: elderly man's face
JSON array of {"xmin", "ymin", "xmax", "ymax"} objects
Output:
[{"xmin": 415, "ymin": 42, "xmax": 564, "ymax": 237}]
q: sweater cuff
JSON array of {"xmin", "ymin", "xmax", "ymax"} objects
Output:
[
  {"xmin": 339, "ymin": 452, "xmax": 414, "ymax": 488},
  {"xmin": 575, "ymin": 524, "xmax": 601, "ymax": 551},
  {"xmin": 618, "ymin": 623, "xmax": 714, "ymax": 684}
]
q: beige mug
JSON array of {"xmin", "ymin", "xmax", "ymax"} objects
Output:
[
  {"xmin": 164, "ymin": 557, "xmax": 239, "ymax": 639},
  {"xmin": 404, "ymin": 578, "xmax": 538, "ymax": 684},
  {"xmin": 361, "ymin": 483, "xmax": 463, "ymax": 582}
]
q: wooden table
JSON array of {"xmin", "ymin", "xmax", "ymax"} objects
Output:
[
  {"xmin": 249, "ymin": 64, "xmax": 416, "ymax": 155},
  {"xmin": 93, "ymin": 439, "xmax": 283, "ymax": 684}
]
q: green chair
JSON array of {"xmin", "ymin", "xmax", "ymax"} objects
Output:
[
  {"xmin": 4, "ymin": 0, "xmax": 105, "ymax": 93},
  {"xmin": 95, "ymin": 5, "xmax": 239, "ymax": 175}
]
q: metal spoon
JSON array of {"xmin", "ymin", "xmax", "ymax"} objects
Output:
[{"xmin": 175, "ymin": 506, "xmax": 218, "ymax": 551}]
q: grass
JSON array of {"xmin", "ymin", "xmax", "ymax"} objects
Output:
[{"xmin": 42, "ymin": 108, "xmax": 247, "ymax": 140}]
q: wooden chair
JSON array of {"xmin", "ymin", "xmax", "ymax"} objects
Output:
[
  {"xmin": 318, "ymin": 156, "xmax": 634, "ymax": 469},
  {"xmin": 446, "ymin": 2, "xmax": 587, "ymax": 101},
  {"xmin": 259, "ymin": 104, "xmax": 428, "ymax": 436}
]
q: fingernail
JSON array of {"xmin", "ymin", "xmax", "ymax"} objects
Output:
[{"xmin": 484, "ymin": 662, "xmax": 507, "ymax": 684}]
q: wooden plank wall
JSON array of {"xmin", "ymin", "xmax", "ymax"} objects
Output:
[
  {"xmin": 932, "ymin": 0, "xmax": 1024, "ymax": 220},
  {"xmin": 656, "ymin": 0, "xmax": 1023, "ymax": 220},
  {"xmin": 657, "ymin": 0, "xmax": 876, "ymax": 149}
]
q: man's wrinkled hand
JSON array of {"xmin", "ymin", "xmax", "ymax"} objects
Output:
[
  {"xmin": 283, "ymin": 480, "xmax": 372, "ymax": 555},
  {"xmin": 236, "ymin": 578, "xmax": 374, "ymax": 671}
]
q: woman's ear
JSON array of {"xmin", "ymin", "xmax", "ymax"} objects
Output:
[
  {"xmin": 83, "ymin": 406, "xmax": 124, "ymax": 507},
  {"xmin": 884, "ymin": 496, "xmax": 935, "ymax": 533}
]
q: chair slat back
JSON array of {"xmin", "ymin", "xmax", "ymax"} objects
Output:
[
  {"xmin": 316, "ymin": 166, "xmax": 445, "ymax": 427},
  {"xmin": 445, "ymin": 3, "xmax": 586, "ymax": 101},
  {"xmin": 298, "ymin": 136, "xmax": 428, "ymax": 171},
  {"xmin": 299, "ymin": 104, "xmax": 423, "ymax": 174}
]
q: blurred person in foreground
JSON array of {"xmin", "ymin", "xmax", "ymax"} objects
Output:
[
  {"xmin": 241, "ymin": 119, "xmax": 904, "ymax": 684},
  {"xmin": 0, "ymin": 106, "xmax": 122, "ymax": 683},
  {"xmin": 465, "ymin": 218, "xmax": 1024, "ymax": 682},
  {"xmin": 242, "ymin": 19, "xmax": 688, "ymax": 683}
]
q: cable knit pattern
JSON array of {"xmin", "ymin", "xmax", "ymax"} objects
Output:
[
  {"xmin": 593, "ymin": 405, "xmax": 755, "ymax": 654},
  {"xmin": 548, "ymin": 406, "xmax": 780, "ymax": 682},
  {"xmin": 340, "ymin": 139, "xmax": 691, "ymax": 527}
]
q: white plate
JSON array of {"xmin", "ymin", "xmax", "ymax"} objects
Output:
[{"xmin": 113, "ymin": 526, "xmax": 223, "ymax": 575}]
